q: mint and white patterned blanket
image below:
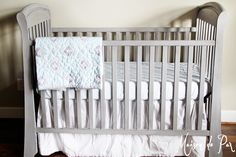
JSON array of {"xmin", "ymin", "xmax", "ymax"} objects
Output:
[{"xmin": 35, "ymin": 37, "xmax": 103, "ymax": 90}]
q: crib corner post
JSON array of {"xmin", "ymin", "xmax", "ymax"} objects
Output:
[
  {"xmin": 17, "ymin": 12, "xmax": 38, "ymax": 157},
  {"xmin": 24, "ymin": 101, "xmax": 38, "ymax": 157},
  {"xmin": 208, "ymin": 108, "xmax": 222, "ymax": 157},
  {"xmin": 208, "ymin": 7, "xmax": 227, "ymax": 157}
]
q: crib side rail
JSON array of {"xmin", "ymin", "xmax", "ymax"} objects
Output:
[
  {"xmin": 52, "ymin": 27, "xmax": 200, "ymax": 62},
  {"xmin": 38, "ymin": 40, "xmax": 215, "ymax": 137}
]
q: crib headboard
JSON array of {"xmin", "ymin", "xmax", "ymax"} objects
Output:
[
  {"xmin": 17, "ymin": 3, "xmax": 51, "ymax": 95},
  {"xmin": 193, "ymin": 2, "xmax": 227, "ymax": 81},
  {"xmin": 196, "ymin": 3, "xmax": 226, "ymax": 156},
  {"xmin": 196, "ymin": 2, "xmax": 224, "ymax": 27}
]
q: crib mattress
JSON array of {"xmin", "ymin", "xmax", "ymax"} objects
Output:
[
  {"xmin": 42, "ymin": 62, "xmax": 209, "ymax": 101},
  {"xmin": 37, "ymin": 63, "xmax": 209, "ymax": 157}
]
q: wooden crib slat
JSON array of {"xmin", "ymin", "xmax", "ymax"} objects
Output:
[
  {"xmin": 149, "ymin": 46, "xmax": 155, "ymax": 130},
  {"xmin": 101, "ymin": 46, "xmax": 106, "ymax": 129},
  {"xmin": 39, "ymin": 23, "xmax": 43, "ymax": 37},
  {"xmin": 86, "ymin": 31, "xmax": 95, "ymax": 128},
  {"xmin": 27, "ymin": 28, "xmax": 30, "ymax": 40},
  {"xmin": 125, "ymin": 32, "xmax": 131, "ymax": 60},
  {"xmin": 185, "ymin": 46, "xmax": 193, "ymax": 130},
  {"xmin": 37, "ymin": 23, "xmax": 41, "ymax": 37},
  {"xmin": 125, "ymin": 46, "xmax": 130, "ymax": 130},
  {"xmin": 207, "ymin": 24, "xmax": 212, "ymax": 79},
  {"xmin": 41, "ymin": 21, "xmax": 45, "ymax": 36},
  {"xmin": 35, "ymin": 25, "xmax": 39, "ymax": 37},
  {"xmin": 96, "ymin": 32, "xmax": 103, "ymax": 38},
  {"xmin": 45, "ymin": 20, "xmax": 49, "ymax": 36},
  {"xmin": 89, "ymin": 90, "xmax": 94, "ymax": 129},
  {"xmin": 44, "ymin": 20, "xmax": 48, "ymax": 36},
  {"xmin": 38, "ymin": 24, "xmax": 42, "ymax": 37},
  {"xmin": 183, "ymin": 32, "xmax": 190, "ymax": 62},
  {"xmin": 137, "ymin": 46, "xmax": 142, "ymax": 129},
  {"xmin": 76, "ymin": 32, "xmax": 83, "ymax": 37},
  {"xmin": 205, "ymin": 23, "xmax": 210, "ymax": 78},
  {"xmin": 58, "ymin": 31, "xmax": 63, "ymax": 37},
  {"xmin": 161, "ymin": 46, "xmax": 168, "ymax": 130},
  {"xmin": 67, "ymin": 32, "xmax": 73, "ymax": 37},
  {"xmin": 198, "ymin": 46, "xmax": 207, "ymax": 130},
  {"xmin": 136, "ymin": 32, "xmax": 142, "ymax": 39},
  {"xmin": 154, "ymin": 32, "xmax": 161, "ymax": 62},
  {"xmin": 40, "ymin": 91, "xmax": 47, "ymax": 128},
  {"xmin": 134, "ymin": 32, "xmax": 142, "ymax": 61},
  {"xmin": 201, "ymin": 21, "xmax": 206, "ymax": 67},
  {"xmin": 106, "ymin": 32, "xmax": 112, "ymax": 61},
  {"xmin": 164, "ymin": 32, "xmax": 171, "ymax": 62},
  {"xmin": 48, "ymin": 20, "xmax": 52, "ymax": 36},
  {"xmin": 208, "ymin": 25, "xmax": 215, "ymax": 80},
  {"xmin": 64, "ymin": 28, "xmax": 73, "ymax": 128},
  {"xmin": 116, "ymin": 32, "xmax": 122, "ymax": 61},
  {"xmin": 196, "ymin": 19, "xmax": 202, "ymax": 65},
  {"xmin": 47, "ymin": 20, "xmax": 50, "ymax": 36},
  {"xmin": 204, "ymin": 23, "xmax": 210, "ymax": 122},
  {"xmin": 194, "ymin": 19, "xmax": 200, "ymax": 64},
  {"xmin": 64, "ymin": 90, "xmax": 71, "ymax": 128},
  {"xmin": 201, "ymin": 21, "xmax": 206, "ymax": 40},
  {"xmin": 198, "ymin": 20, "xmax": 205, "ymax": 65},
  {"xmin": 86, "ymin": 32, "xmax": 95, "ymax": 129},
  {"xmin": 87, "ymin": 32, "xmax": 93, "ymax": 37},
  {"xmin": 35, "ymin": 25, "xmax": 39, "ymax": 38},
  {"xmin": 52, "ymin": 91, "xmax": 59, "ymax": 128},
  {"xmin": 88, "ymin": 30, "xmax": 95, "ymax": 128},
  {"xmin": 207, "ymin": 25, "xmax": 215, "ymax": 123},
  {"xmin": 144, "ymin": 32, "xmax": 150, "ymax": 61},
  {"xmin": 112, "ymin": 46, "xmax": 118, "ymax": 129},
  {"xmin": 173, "ymin": 46, "xmax": 180, "ymax": 130},
  {"xmin": 76, "ymin": 90, "xmax": 82, "ymax": 129},
  {"xmin": 125, "ymin": 32, "xmax": 131, "ymax": 40},
  {"xmin": 32, "ymin": 26, "xmax": 36, "ymax": 39},
  {"xmin": 44, "ymin": 21, "xmax": 48, "ymax": 36},
  {"xmin": 30, "ymin": 27, "xmax": 34, "ymax": 40}
]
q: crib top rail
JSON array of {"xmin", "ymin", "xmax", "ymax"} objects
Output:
[
  {"xmin": 102, "ymin": 40, "xmax": 215, "ymax": 46},
  {"xmin": 52, "ymin": 27, "xmax": 197, "ymax": 33}
]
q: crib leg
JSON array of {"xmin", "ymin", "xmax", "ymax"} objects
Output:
[
  {"xmin": 24, "ymin": 126, "xmax": 38, "ymax": 157},
  {"xmin": 209, "ymin": 126, "xmax": 223, "ymax": 157},
  {"xmin": 209, "ymin": 101, "xmax": 223, "ymax": 157},
  {"xmin": 24, "ymin": 118, "xmax": 38, "ymax": 157},
  {"xmin": 24, "ymin": 131, "xmax": 37, "ymax": 157},
  {"xmin": 24, "ymin": 99, "xmax": 38, "ymax": 157}
]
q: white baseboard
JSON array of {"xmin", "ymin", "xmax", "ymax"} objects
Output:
[
  {"xmin": 0, "ymin": 107, "xmax": 24, "ymax": 118},
  {"xmin": 0, "ymin": 107, "xmax": 235, "ymax": 122},
  {"xmin": 221, "ymin": 110, "xmax": 236, "ymax": 123}
]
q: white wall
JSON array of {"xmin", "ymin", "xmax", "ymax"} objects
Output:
[{"xmin": 0, "ymin": 0, "xmax": 235, "ymax": 112}]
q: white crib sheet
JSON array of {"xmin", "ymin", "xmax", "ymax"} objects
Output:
[{"xmin": 37, "ymin": 63, "xmax": 209, "ymax": 157}]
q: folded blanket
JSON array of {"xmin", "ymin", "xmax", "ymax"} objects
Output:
[{"xmin": 35, "ymin": 37, "xmax": 103, "ymax": 90}]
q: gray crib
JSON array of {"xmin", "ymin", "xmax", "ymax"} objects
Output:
[{"xmin": 17, "ymin": 2, "xmax": 226, "ymax": 157}]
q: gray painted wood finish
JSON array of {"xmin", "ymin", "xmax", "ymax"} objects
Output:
[
  {"xmin": 17, "ymin": 4, "xmax": 51, "ymax": 157},
  {"xmin": 17, "ymin": 2, "xmax": 226, "ymax": 157}
]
